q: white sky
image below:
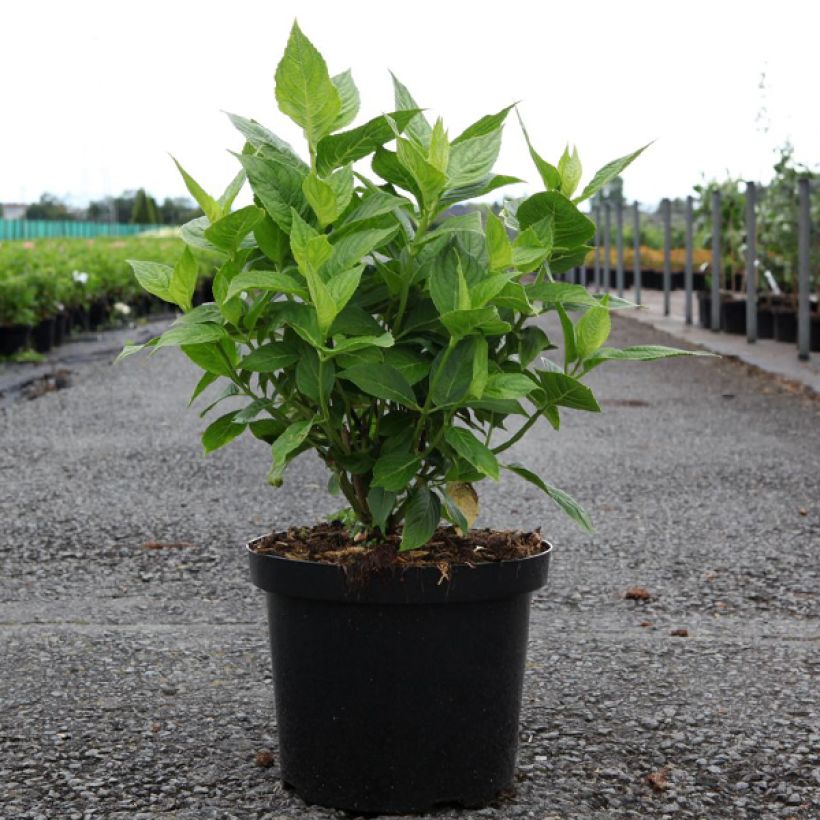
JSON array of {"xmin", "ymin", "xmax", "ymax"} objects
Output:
[{"xmin": 1, "ymin": 0, "xmax": 817, "ymax": 209}]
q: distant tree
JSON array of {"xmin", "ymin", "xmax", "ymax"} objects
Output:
[
  {"xmin": 130, "ymin": 189, "xmax": 160, "ymax": 224},
  {"xmin": 25, "ymin": 193, "xmax": 75, "ymax": 221},
  {"xmin": 159, "ymin": 196, "xmax": 202, "ymax": 225},
  {"xmin": 0, "ymin": 203, "xmax": 4, "ymax": 218}
]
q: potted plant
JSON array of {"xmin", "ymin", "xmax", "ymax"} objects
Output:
[{"xmin": 121, "ymin": 22, "xmax": 709, "ymax": 813}]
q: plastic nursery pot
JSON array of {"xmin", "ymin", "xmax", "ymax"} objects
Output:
[
  {"xmin": 756, "ymin": 308, "xmax": 774, "ymax": 339},
  {"xmin": 0, "ymin": 325, "xmax": 30, "ymax": 357},
  {"xmin": 32, "ymin": 317, "xmax": 56, "ymax": 353},
  {"xmin": 772, "ymin": 309, "xmax": 797, "ymax": 343},
  {"xmin": 88, "ymin": 299, "xmax": 109, "ymax": 330},
  {"xmin": 248, "ymin": 537, "xmax": 552, "ymax": 814},
  {"xmin": 53, "ymin": 312, "xmax": 67, "ymax": 347},
  {"xmin": 720, "ymin": 298, "xmax": 747, "ymax": 335}
]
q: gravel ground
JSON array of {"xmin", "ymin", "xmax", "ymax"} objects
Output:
[{"xmin": 0, "ymin": 314, "xmax": 818, "ymax": 819}]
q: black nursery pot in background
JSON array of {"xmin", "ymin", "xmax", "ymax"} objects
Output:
[
  {"xmin": 248, "ymin": 540, "xmax": 552, "ymax": 814},
  {"xmin": 0, "ymin": 325, "xmax": 30, "ymax": 356}
]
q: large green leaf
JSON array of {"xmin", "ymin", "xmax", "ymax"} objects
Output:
[
  {"xmin": 516, "ymin": 110, "xmax": 560, "ymax": 190},
  {"xmin": 274, "ymin": 21, "xmax": 340, "ymax": 148},
  {"xmin": 202, "ymin": 411, "xmax": 246, "ymax": 454},
  {"xmin": 391, "ymin": 73, "xmax": 432, "ymax": 147},
  {"xmin": 503, "ymin": 463, "xmax": 593, "ymax": 533},
  {"xmin": 558, "ymin": 145, "xmax": 583, "ymax": 198},
  {"xmin": 383, "ymin": 346, "xmax": 430, "ymax": 385},
  {"xmin": 483, "ymin": 372, "xmax": 537, "ymax": 400},
  {"xmin": 339, "ymin": 364, "xmax": 419, "ymax": 408},
  {"xmin": 486, "ymin": 212, "xmax": 513, "ymax": 271},
  {"xmin": 440, "ymin": 307, "xmax": 511, "ymax": 339},
  {"xmin": 429, "ymin": 250, "xmax": 470, "ymax": 315},
  {"xmin": 372, "ymin": 451, "xmax": 422, "ymax": 492},
  {"xmin": 399, "ymin": 486, "xmax": 441, "ymax": 551},
  {"xmin": 575, "ymin": 143, "xmax": 651, "ymax": 203},
  {"xmin": 444, "ymin": 427, "xmax": 499, "ymax": 480},
  {"xmin": 302, "ymin": 173, "xmax": 338, "ymax": 227},
  {"xmin": 182, "ymin": 341, "xmax": 235, "ymax": 378},
  {"xmin": 396, "ymin": 138, "xmax": 447, "ymax": 207},
  {"xmin": 296, "ymin": 348, "xmax": 335, "ymax": 402},
  {"xmin": 585, "ymin": 345, "xmax": 716, "ymax": 370},
  {"xmin": 430, "ymin": 337, "xmax": 477, "ymax": 407},
  {"xmin": 268, "ymin": 419, "xmax": 314, "ymax": 486},
  {"xmin": 452, "ymin": 105, "xmax": 514, "ymax": 145},
  {"xmin": 367, "ymin": 486, "xmax": 396, "ymax": 533},
  {"xmin": 155, "ymin": 322, "xmax": 225, "ymax": 349},
  {"xmin": 225, "ymin": 269, "xmax": 307, "ymax": 301},
  {"xmin": 330, "ymin": 69, "xmax": 360, "ymax": 131},
  {"xmin": 325, "ymin": 225, "xmax": 399, "ymax": 276},
  {"xmin": 537, "ymin": 371, "xmax": 600, "ymax": 411},
  {"xmin": 371, "ymin": 146, "xmax": 422, "ymax": 199},
  {"xmin": 226, "ymin": 112, "xmax": 307, "ymax": 170},
  {"xmin": 575, "ymin": 305, "xmax": 611, "ymax": 360},
  {"xmin": 316, "ymin": 109, "xmax": 421, "ymax": 176},
  {"xmin": 517, "ymin": 191, "xmax": 594, "ymax": 249},
  {"xmin": 172, "ymin": 157, "xmax": 221, "ymax": 223},
  {"xmin": 204, "ymin": 206, "xmax": 264, "ymax": 252},
  {"xmin": 236, "ymin": 152, "xmax": 307, "ymax": 232},
  {"xmin": 446, "ymin": 128, "xmax": 503, "ymax": 189},
  {"xmin": 240, "ymin": 342, "xmax": 300, "ymax": 372}
]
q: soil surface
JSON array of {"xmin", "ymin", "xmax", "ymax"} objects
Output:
[
  {"xmin": 252, "ymin": 522, "xmax": 545, "ymax": 577},
  {"xmin": 1, "ymin": 313, "xmax": 818, "ymax": 819}
]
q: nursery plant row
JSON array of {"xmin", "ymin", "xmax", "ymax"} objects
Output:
[{"xmin": 0, "ymin": 236, "xmax": 218, "ymax": 356}]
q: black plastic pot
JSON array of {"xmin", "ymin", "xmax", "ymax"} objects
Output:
[
  {"xmin": 773, "ymin": 309, "xmax": 797, "ymax": 343},
  {"xmin": 0, "ymin": 324, "xmax": 30, "ymax": 356},
  {"xmin": 53, "ymin": 312, "xmax": 68, "ymax": 347},
  {"xmin": 698, "ymin": 291, "xmax": 712, "ymax": 329},
  {"xmin": 88, "ymin": 299, "xmax": 109, "ymax": 330},
  {"xmin": 721, "ymin": 299, "xmax": 746, "ymax": 335},
  {"xmin": 249, "ymin": 538, "xmax": 551, "ymax": 814},
  {"xmin": 32, "ymin": 317, "xmax": 55, "ymax": 353},
  {"xmin": 756, "ymin": 308, "xmax": 774, "ymax": 339}
]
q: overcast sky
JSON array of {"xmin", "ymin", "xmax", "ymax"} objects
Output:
[{"xmin": 1, "ymin": 0, "xmax": 817, "ymax": 210}]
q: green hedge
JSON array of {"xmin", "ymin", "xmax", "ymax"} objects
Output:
[{"xmin": 0, "ymin": 235, "xmax": 217, "ymax": 326}]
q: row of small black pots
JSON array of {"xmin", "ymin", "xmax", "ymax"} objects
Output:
[
  {"xmin": 573, "ymin": 268, "xmax": 710, "ymax": 292},
  {"xmin": 697, "ymin": 293, "xmax": 820, "ymax": 349}
]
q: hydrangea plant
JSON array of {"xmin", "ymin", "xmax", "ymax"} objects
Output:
[{"xmin": 121, "ymin": 22, "xmax": 705, "ymax": 550}]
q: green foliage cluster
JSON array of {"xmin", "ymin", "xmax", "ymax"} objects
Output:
[
  {"xmin": 0, "ymin": 236, "xmax": 214, "ymax": 326},
  {"xmin": 123, "ymin": 22, "xmax": 705, "ymax": 549},
  {"xmin": 694, "ymin": 178, "xmax": 747, "ymax": 282}
]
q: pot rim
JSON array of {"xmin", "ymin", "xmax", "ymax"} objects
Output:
[{"xmin": 247, "ymin": 533, "xmax": 553, "ymax": 604}]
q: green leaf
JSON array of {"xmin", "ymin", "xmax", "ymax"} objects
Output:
[
  {"xmin": 503, "ymin": 463, "xmax": 593, "ymax": 533},
  {"xmin": 444, "ymin": 427, "xmax": 499, "ymax": 480},
  {"xmin": 537, "ymin": 371, "xmax": 600, "ymax": 411},
  {"xmin": 383, "ymin": 346, "xmax": 429, "ymax": 385},
  {"xmin": 486, "ymin": 212, "xmax": 513, "ymax": 271},
  {"xmin": 155, "ymin": 322, "xmax": 225, "ymax": 349},
  {"xmin": 483, "ymin": 372, "xmax": 537, "ymax": 400},
  {"xmin": 182, "ymin": 341, "xmax": 235, "ymax": 377},
  {"xmin": 240, "ymin": 342, "xmax": 300, "ymax": 372},
  {"xmin": 218, "ymin": 168, "xmax": 246, "ymax": 212},
  {"xmin": 166, "ymin": 247, "xmax": 199, "ymax": 312},
  {"xmin": 371, "ymin": 146, "xmax": 422, "ymax": 199},
  {"xmin": 470, "ymin": 273, "xmax": 514, "ymax": 308},
  {"xmin": 558, "ymin": 145, "xmax": 583, "ymax": 198},
  {"xmin": 440, "ymin": 307, "xmax": 511, "ymax": 339},
  {"xmin": 400, "ymin": 486, "xmax": 441, "ymax": 551},
  {"xmin": 202, "ymin": 411, "xmax": 245, "ymax": 454},
  {"xmin": 420, "ymin": 211, "xmax": 483, "ymax": 244},
  {"xmin": 469, "ymin": 337, "xmax": 489, "ymax": 399},
  {"xmin": 372, "ymin": 451, "xmax": 422, "ymax": 492},
  {"xmin": 575, "ymin": 305, "xmax": 611, "ymax": 360},
  {"xmin": 439, "ymin": 174, "xmax": 523, "ymax": 207},
  {"xmin": 225, "ymin": 112, "xmax": 307, "ymax": 170},
  {"xmin": 396, "ymin": 138, "xmax": 446, "ymax": 207},
  {"xmin": 331, "ymin": 69, "xmax": 360, "ymax": 131},
  {"xmin": 254, "ymin": 216, "xmax": 291, "ymax": 265},
  {"xmin": 519, "ymin": 326, "xmax": 551, "ymax": 367},
  {"xmin": 575, "ymin": 143, "xmax": 651, "ymax": 203},
  {"xmin": 452, "ymin": 104, "xmax": 514, "ymax": 145},
  {"xmin": 327, "ymin": 266, "xmax": 364, "ymax": 313},
  {"xmin": 338, "ymin": 364, "xmax": 419, "ymax": 408},
  {"xmin": 274, "ymin": 21, "xmax": 341, "ymax": 148},
  {"xmin": 204, "ymin": 205, "xmax": 264, "ymax": 251},
  {"xmin": 302, "ymin": 173, "xmax": 338, "ymax": 228},
  {"xmin": 172, "ymin": 157, "xmax": 221, "ymax": 223},
  {"xmin": 316, "ymin": 109, "xmax": 421, "ymax": 176},
  {"xmin": 556, "ymin": 303, "xmax": 577, "ymax": 369},
  {"xmin": 322, "ymin": 332, "xmax": 394, "ymax": 357},
  {"xmin": 342, "ymin": 189, "xmax": 412, "ymax": 225},
  {"xmin": 225, "ymin": 269, "xmax": 307, "ymax": 302},
  {"xmin": 429, "ymin": 250, "xmax": 470, "ymax": 315},
  {"xmin": 128, "ymin": 260, "xmax": 174, "ymax": 304},
  {"xmin": 430, "ymin": 337, "xmax": 476, "ymax": 407},
  {"xmin": 517, "ymin": 192, "xmax": 594, "ymax": 249},
  {"xmin": 516, "ymin": 110, "xmax": 561, "ymax": 190},
  {"xmin": 585, "ymin": 345, "xmax": 716, "ymax": 369},
  {"xmin": 235, "ymin": 152, "xmax": 306, "ymax": 232},
  {"xmin": 391, "ymin": 73, "xmax": 432, "ymax": 147},
  {"xmin": 428, "ymin": 117, "xmax": 450, "ymax": 172},
  {"xmin": 325, "ymin": 224, "xmax": 399, "ymax": 276},
  {"xmin": 188, "ymin": 371, "xmax": 218, "ymax": 406},
  {"xmin": 446, "ymin": 127, "xmax": 503, "ymax": 189},
  {"xmin": 268, "ymin": 419, "xmax": 314, "ymax": 487},
  {"xmin": 179, "ymin": 216, "xmax": 224, "ymax": 254},
  {"xmin": 296, "ymin": 348, "xmax": 335, "ymax": 402},
  {"xmin": 367, "ymin": 486, "xmax": 396, "ymax": 533}
]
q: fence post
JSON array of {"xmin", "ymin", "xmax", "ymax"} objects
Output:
[
  {"xmin": 685, "ymin": 195, "xmax": 694, "ymax": 325},
  {"xmin": 616, "ymin": 198, "xmax": 624, "ymax": 296},
  {"xmin": 604, "ymin": 203, "xmax": 611, "ymax": 292},
  {"xmin": 633, "ymin": 201, "xmax": 641, "ymax": 305},
  {"xmin": 594, "ymin": 207, "xmax": 601, "ymax": 292},
  {"xmin": 662, "ymin": 197, "xmax": 671, "ymax": 316},
  {"xmin": 745, "ymin": 182, "xmax": 757, "ymax": 343},
  {"xmin": 711, "ymin": 189, "xmax": 722, "ymax": 332},
  {"xmin": 797, "ymin": 177, "xmax": 811, "ymax": 360}
]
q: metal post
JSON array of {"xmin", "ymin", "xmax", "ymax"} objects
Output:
[
  {"xmin": 604, "ymin": 203, "xmax": 611, "ymax": 292},
  {"xmin": 580, "ymin": 262, "xmax": 587, "ymax": 287},
  {"xmin": 685, "ymin": 195, "xmax": 694, "ymax": 325},
  {"xmin": 711, "ymin": 190, "xmax": 722, "ymax": 332},
  {"xmin": 594, "ymin": 207, "xmax": 601, "ymax": 292},
  {"xmin": 746, "ymin": 182, "xmax": 757, "ymax": 343},
  {"xmin": 616, "ymin": 199, "xmax": 624, "ymax": 296},
  {"xmin": 662, "ymin": 197, "xmax": 671, "ymax": 316},
  {"xmin": 797, "ymin": 177, "xmax": 811, "ymax": 360},
  {"xmin": 633, "ymin": 201, "xmax": 641, "ymax": 305}
]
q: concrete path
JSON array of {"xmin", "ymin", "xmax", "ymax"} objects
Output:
[{"xmin": 0, "ymin": 314, "xmax": 817, "ymax": 819}]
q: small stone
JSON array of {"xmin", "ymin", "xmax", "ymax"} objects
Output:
[{"xmin": 255, "ymin": 750, "xmax": 275, "ymax": 768}]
